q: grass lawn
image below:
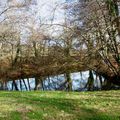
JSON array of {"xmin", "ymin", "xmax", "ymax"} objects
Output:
[{"xmin": 0, "ymin": 90, "xmax": 120, "ymax": 120}]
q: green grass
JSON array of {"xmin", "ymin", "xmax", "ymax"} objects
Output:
[{"xmin": 0, "ymin": 90, "xmax": 120, "ymax": 120}]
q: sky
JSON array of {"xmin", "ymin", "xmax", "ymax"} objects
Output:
[
  {"xmin": 35, "ymin": 0, "xmax": 65, "ymax": 24},
  {"xmin": 30, "ymin": 0, "xmax": 65, "ymax": 37},
  {"xmin": 0, "ymin": 0, "xmax": 69, "ymax": 34},
  {"xmin": 0, "ymin": 0, "xmax": 67, "ymax": 38},
  {"xmin": 0, "ymin": 0, "xmax": 65, "ymax": 22}
]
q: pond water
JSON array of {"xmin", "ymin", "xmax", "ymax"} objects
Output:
[{"xmin": 7, "ymin": 71, "xmax": 103, "ymax": 91}]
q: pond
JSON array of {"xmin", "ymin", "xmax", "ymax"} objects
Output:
[{"xmin": 7, "ymin": 71, "xmax": 103, "ymax": 91}]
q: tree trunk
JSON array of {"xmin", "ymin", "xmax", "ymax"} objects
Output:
[
  {"xmin": 27, "ymin": 78, "xmax": 31, "ymax": 91},
  {"xmin": 0, "ymin": 80, "xmax": 8, "ymax": 90},
  {"xmin": 22, "ymin": 79, "xmax": 28, "ymax": 91},
  {"xmin": 99, "ymin": 75, "xmax": 103, "ymax": 89},
  {"xmin": 85, "ymin": 70, "xmax": 94, "ymax": 91},
  {"xmin": 34, "ymin": 77, "xmax": 43, "ymax": 90},
  {"xmin": 102, "ymin": 78, "xmax": 113, "ymax": 90},
  {"xmin": 20, "ymin": 79, "xmax": 22, "ymax": 91},
  {"xmin": 12, "ymin": 80, "xmax": 19, "ymax": 91},
  {"xmin": 65, "ymin": 72, "xmax": 72, "ymax": 91}
]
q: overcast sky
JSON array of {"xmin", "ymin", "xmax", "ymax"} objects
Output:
[
  {"xmin": 0, "ymin": 0, "xmax": 67, "ymax": 36},
  {"xmin": 35, "ymin": 0, "xmax": 65, "ymax": 24}
]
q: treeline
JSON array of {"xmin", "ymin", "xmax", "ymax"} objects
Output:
[{"xmin": 0, "ymin": 0, "xmax": 120, "ymax": 91}]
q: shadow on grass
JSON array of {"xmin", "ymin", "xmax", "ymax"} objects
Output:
[
  {"xmin": 0, "ymin": 92, "xmax": 120, "ymax": 120},
  {"xmin": 9, "ymin": 95, "xmax": 120, "ymax": 120}
]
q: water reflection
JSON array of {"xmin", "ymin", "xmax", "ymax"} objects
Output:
[{"xmin": 7, "ymin": 71, "xmax": 103, "ymax": 91}]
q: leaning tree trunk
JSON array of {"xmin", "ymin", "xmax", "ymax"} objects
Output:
[
  {"xmin": 27, "ymin": 78, "xmax": 31, "ymax": 91},
  {"xmin": 12, "ymin": 80, "xmax": 19, "ymax": 91},
  {"xmin": 22, "ymin": 79, "xmax": 28, "ymax": 91}
]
